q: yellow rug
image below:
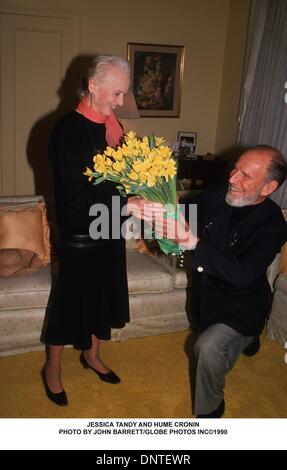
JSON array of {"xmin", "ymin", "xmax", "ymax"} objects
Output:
[{"xmin": 0, "ymin": 331, "xmax": 286, "ymax": 418}]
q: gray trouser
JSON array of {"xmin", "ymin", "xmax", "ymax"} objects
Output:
[{"xmin": 193, "ymin": 323, "xmax": 254, "ymax": 415}]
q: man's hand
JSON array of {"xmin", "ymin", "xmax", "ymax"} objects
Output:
[{"xmin": 154, "ymin": 210, "xmax": 198, "ymax": 250}]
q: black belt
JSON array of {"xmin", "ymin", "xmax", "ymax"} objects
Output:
[{"xmin": 61, "ymin": 234, "xmax": 106, "ymax": 248}]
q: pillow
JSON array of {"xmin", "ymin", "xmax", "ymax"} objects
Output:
[
  {"xmin": 0, "ymin": 201, "xmax": 51, "ymax": 277},
  {"xmin": 279, "ymin": 242, "xmax": 287, "ymax": 274},
  {"xmin": 0, "ymin": 249, "xmax": 33, "ymax": 277}
]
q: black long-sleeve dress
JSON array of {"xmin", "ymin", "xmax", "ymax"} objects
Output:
[{"xmin": 43, "ymin": 110, "xmax": 130, "ymax": 349}]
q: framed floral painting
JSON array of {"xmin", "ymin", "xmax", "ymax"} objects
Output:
[{"xmin": 127, "ymin": 43, "xmax": 185, "ymax": 117}]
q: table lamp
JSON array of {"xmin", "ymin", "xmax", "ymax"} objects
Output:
[{"xmin": 115, "ymin": 90, "xmax": 140, "ymax": 119}]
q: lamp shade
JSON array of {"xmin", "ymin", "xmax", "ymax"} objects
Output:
[{"xmin": 115, "ymin": 90, "xmax": 140, "ymax": 119}]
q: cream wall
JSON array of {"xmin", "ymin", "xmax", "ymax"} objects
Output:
[
  {"xmin": 215, "ymin": 0, "xmax": 251, "ymax": 154},
  {"xmin": 1, "ymin": 0, "xmax": 249, "ymax": 157}
]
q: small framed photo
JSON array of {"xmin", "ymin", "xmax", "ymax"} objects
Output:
[{"xmin": 178, "ymin": 131, "xmax": 197, "ymax": 155}]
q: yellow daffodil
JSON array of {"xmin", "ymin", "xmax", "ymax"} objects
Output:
[
  {"xmin": 113, "ymin": 160, "xmax": 126, "ymax": 172},
  {"xmin": 84, "ymin": 131, "xmax": 182, "ymax": 255},
  {"xmin": 94, "ymin": 155, "xmax": 108, "ymax": 174},
  {"xmin": 128, "ymin": 171, "xmax": 139, "ymax": 181},
  {"xmin": 104, "ymin": 147, "xmax": 114, "ymax": 157},
  {"xmin": 146, "ymin": 175, "xmax": 156, "ymax": 187},
  {"xmin": 87, "ymin": 132, "xmax": 176, "ymax": 207},
  {"xmin": 155, "ymin": 136, "xmax": 165, "ymax": 146},
  {"xmin": 83, "ymin": 167, "xmax": 93, "ymax": 181}
]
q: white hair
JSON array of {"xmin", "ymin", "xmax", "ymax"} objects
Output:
[{"xmin": 79, "ymin": 55, "xmax": 130, "ymax": 97}]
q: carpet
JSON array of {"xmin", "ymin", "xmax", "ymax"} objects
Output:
[{"xmin": 0, "ymin": 331, "xmax": 286, "ymax": 418}]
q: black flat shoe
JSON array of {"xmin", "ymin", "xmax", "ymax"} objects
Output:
[
  {"xmin": 40, "ymin": 367, "xmax": 68, "ymax": 406},
  {"xmin": 196, "ymin": 399, "xmax": 225, "ymax": 418},
  {"xmin": 79, "ymin": 352, "xmax": 121, "ymax": 384}
]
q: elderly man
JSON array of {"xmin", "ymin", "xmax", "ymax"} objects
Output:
[{"xmin": 137, "ymin": 145, "xmax": 287, "ymax": 418}]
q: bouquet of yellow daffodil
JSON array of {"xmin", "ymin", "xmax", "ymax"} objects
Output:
[{"xmin": 84, "ymin": 130, "xmax": 182, "ymax": 255}]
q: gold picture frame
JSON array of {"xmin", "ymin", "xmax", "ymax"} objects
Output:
[{"xmin": 127, "ymin": 42, "xmax": 185, "ymax": 117}]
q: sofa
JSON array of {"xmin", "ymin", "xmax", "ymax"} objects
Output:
[
  {"xmin": 267, "ymin": 274, "xmax": 287, "ymax": 347},
  {"xmin": 1, "ymin": 195, "xmax": 286, "ymax": 357},
  {"xmin": 267, "ymin": 232, "xmax": 287, "ymax": 347},
  {"xmin": 0, "ymin": 195, "xmax": 189, "ymax": 357}
]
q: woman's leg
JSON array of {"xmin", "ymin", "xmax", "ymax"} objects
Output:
[
  {"xmin": 45, "ymin": 344, "xmax": 65, "ymax": 393},
  {"xmin": 83, "ymin": 334, "xmax": 110, "ymax": 373}
]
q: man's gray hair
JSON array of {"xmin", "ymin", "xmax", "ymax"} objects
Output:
[{"xmin": 250, "ymin": 145, "xmax": 287, "ymax": 188}]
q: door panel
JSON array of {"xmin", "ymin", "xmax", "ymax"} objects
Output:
[{"xmin": 0, "ymin": 10, "xmax": 80, "ymax": 195}]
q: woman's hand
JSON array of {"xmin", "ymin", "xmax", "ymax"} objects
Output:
[
  {"xmin": 127, "ymin": 196, "xmax": 165, "ymax": 222},
  {"xmin": 127, "ymin": 196, "xmax": 198, "ymax": 250}
]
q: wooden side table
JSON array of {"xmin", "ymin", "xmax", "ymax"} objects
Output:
[{"xmin": 177, "ymin": 156, "xmax": 228, "ymax": 189}]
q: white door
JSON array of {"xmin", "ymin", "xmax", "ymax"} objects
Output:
[{"xmin": 0, "ymin": 7, "xmax": 80, "ymax": 196}]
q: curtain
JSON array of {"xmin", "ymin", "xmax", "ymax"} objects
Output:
[{"xmin": 238, "ymin": 0, "xmax": 287, "ymax": 208}]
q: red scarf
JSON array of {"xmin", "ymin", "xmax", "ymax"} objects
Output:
[{"xmin": 76, "ymin": 98, "xmax": 123, "ymax": 148}]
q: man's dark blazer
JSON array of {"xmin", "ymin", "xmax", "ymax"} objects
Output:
[{"xmin": 187, "ymin": 185, "xmax": 287, "ymax": 336}]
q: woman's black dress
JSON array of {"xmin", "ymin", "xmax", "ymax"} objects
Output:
[{"xmin": 43, "ymin": 111, "xmax": 130, "ymax": 350}]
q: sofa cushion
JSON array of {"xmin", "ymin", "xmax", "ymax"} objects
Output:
[
  {"xmin": 126, "ymin": 251, "xmax": 173, "ymax": 293},
  {"xmin": 268, "ymin": 273, "xmax": 287, "ymax": 347},
  {"xmin": 0, "ymin": 265, "xmax": 51, "ymax": 310},
  {"xmin": 0, "ymin": 307, "xmax": 46, "ymax": 356},
  {"xmin": 0, "ymin": 250, "xmax": 174, "ymax": 310},
  {"xmin": 113, "ymin": 289, "xmax": 188, "ymax": 340},
  {"xmin": 174, "ymin": 268, "xmax": 187, "ymax": 288},
  {"xmin": 0, "ymin": 198, "xmax": 51, "ymax": 280},
  {"xmin": 279, "ymin": 242, "xmax": 287, "ymax": 274},
  {"xmin": 274, "ymin": 273, "xmax": 287, "ymax": 294},
  {"xmin": 0, "ymin": 196, "xmax": 44, "ymax": 204},
  {"xmin": 0, "ymin": 249, "xmax": 34, "ymax": 277},
  {"xmin": 0, "ymin": 202, "xmax": 50, "ymax": 265}
]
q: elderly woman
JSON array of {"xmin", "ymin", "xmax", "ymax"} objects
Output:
[{"xmin": 42, "ymin": 55, "xmax": 132, "ymax": 406}]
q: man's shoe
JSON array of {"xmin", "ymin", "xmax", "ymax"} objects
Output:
[
  {"xmin": 196, "ymin": 399, "xmax": 225, "ymax": 418},
  {"xmin": 242, "ymin": 336, "xmax": 260, "ymax": 357}
]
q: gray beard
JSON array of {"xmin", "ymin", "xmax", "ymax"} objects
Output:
[{"xmin": 225, "ymin": 191, "xmax": 259, "ymax": 207}]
